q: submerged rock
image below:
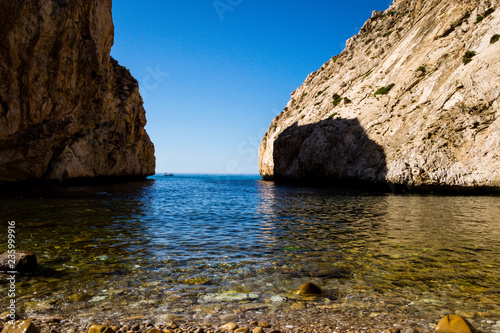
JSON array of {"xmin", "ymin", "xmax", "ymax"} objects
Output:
[
  {"xmin": 1, "ymin": 320, "xmax": 39, "ymax": 333},
  {"xmin": 294, "ymin": 282, "xmax": 323, "ymax": 295},
  {"xmin": 201, "ymin": 292, "xmax": 259, "ymax": 303},
  {"xmin": 0, "ymin": 0, "xmax": 155, "ymax": 185},
  {"xmin": 259, "ymin": 0, "xmax": 500, "ymax": 191},
  {"xmin": 435, "ymin": 315, "xmax": 472, "ymax": 333},
  {"xmin": 270, "ymin": 295, "xmax": 286, "ymax": 303},
  {"xmin": 0, "ymin": 251, "xmax": 37, "ymax": 274}
]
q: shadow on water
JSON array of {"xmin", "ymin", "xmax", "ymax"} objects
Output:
[
  {"xmin": 256, "ymin": 180, "xmax": 500, "ymax": 315},
  {"xmin": 0, "ymin": 179, "xmax": 158, "ymax": 301},
  {"xmin": 272, "ymin": 118, "xmax": 388, "ymax": 189},
  {"xmin": 0, "ymin": 179, "xmax": 156, "ymax": 199},
  {"xmin": 256, "ymin": 181, "xmax": 390, "ymax": 276}
]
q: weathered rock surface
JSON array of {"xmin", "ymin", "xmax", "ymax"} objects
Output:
[
  {"xmin": 259, "ymin": 0, "xmax": 500, "ymax": 190},
  {"xmin": 0, "ymin": 0, "xmax": 155, "ymax": 185},
  {"xmin": 0, "ymin": 251, "xmax": 37, "ymax": 274}
]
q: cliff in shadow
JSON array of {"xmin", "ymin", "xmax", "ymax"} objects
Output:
[
  {"xmin": 0, "ymin": 0, "xmax": 155, "ymax": 185},
  {"xmin": 271, "ymin": 118, "xmax": 387, "ymax": 187},
  {"xmin": 259, "ymin": 0, "xmax": 500, "ymax": 191}
]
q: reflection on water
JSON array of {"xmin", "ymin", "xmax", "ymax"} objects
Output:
[
  {"xmin": 0, "ymin": 175, "xmax": 499, "ymax": 329},
  {"xmin": 258, "ymin": 184, "xmax": 500, "ymax": 317}
]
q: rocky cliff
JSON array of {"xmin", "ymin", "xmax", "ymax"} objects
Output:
[
  {"xmin": 0, "ymin": 0, "xmax": 155, "ymax": 185},
  {"xmin": 259, "ymin": 0, "xmax": 500, "ymax": 190}
]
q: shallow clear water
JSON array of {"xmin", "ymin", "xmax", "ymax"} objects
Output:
[{"xmin": 0, "ymin": 175, "xmax": 499, "ymax": 329}]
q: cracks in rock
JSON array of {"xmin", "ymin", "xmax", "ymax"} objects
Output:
[
  {"xmin": 440, "ymin": 88, "xmax": 460, "ymax": 110},
  {"xmin": 467, "ymin": 108, "xmax": 494, "ymax": 156},
  {"xmin": 0, "ymin": 97, "xmax": 8, "ymax": 117},
  {"xmin": 41, "ymin": 138, "xmax": 71, "ymax": 182},
  {"xmin": 401, "ymin": 77, "xmax": 424, "ymax": 97},
  {"xmin": 438, "ymin": 11, "xmax": 472, "ymax": 38}
]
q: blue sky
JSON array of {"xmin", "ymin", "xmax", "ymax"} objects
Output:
[{"xmin": 111, "ymin": 0, "xmax": 393, "ymax": 174}]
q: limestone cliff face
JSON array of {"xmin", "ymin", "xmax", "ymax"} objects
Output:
[
  {"xmin": 0, "ymin": 0, "xmax": 155, "ymax": 184},
  {"xmin": 259, "ymin": 0, "xmax": 500, "ymax": 190}
]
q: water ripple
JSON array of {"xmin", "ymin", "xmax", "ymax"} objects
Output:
[{"xmin": 0, "ymin": 175, "xmax": 499, "ymax": 326}]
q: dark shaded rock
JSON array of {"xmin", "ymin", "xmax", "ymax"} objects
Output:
[
  {"xmin": 263, "ymin": 119, "xmax": 387, "ymax": 187},
  {"xmin": 0, "ymin": 251, "xmax": 37, "ymax": 274},
  {"xmin": 54, "ymin": 0, "xmax": 68, "ymax": 6}
]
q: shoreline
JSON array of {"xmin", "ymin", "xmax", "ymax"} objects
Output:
[
  {"xmin": 2, "ymin": 306, "xmax": 434, "ymax": 333},
  {"xmin": 2, "ymin": 174, "xmax": 500, "ymax": 196},
  {"xmin": 4, "ymin": 302, "xmax": 495, "ymax": 333}
]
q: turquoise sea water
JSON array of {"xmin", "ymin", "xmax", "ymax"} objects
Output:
[{"xmin": 0, "ymin": 175, "xmax": 499, "ymax": 329}]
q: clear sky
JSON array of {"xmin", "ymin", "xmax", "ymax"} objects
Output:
[{"xmin": 111, "ymin": 0, "xmax": 393, "ymax": 175}]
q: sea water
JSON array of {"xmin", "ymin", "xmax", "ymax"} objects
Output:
[{"xmin": 0, "ymin": 175, "xmax": 499, "ymax": 329}]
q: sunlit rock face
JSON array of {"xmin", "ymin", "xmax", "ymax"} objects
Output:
[
  {"xmin": 0, "ymin": 0, "xmax": 155, "ymax": 185},
  {"xmin": 259, "ymin": 0, "xmax": 500, "ymax": 190}
]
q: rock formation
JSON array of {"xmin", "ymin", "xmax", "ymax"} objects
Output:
[
  {"xmin": 0, "ymin": 0, "xmax": 155, "ymax": 185},
  {"xmin": 259, "ymin": 0, "xmax": 500, "ymax": 190}
]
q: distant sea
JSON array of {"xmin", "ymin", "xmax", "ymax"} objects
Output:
[{"xmin": 1, "ymin": 174, "xmax": 499, "ymax": 329}]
